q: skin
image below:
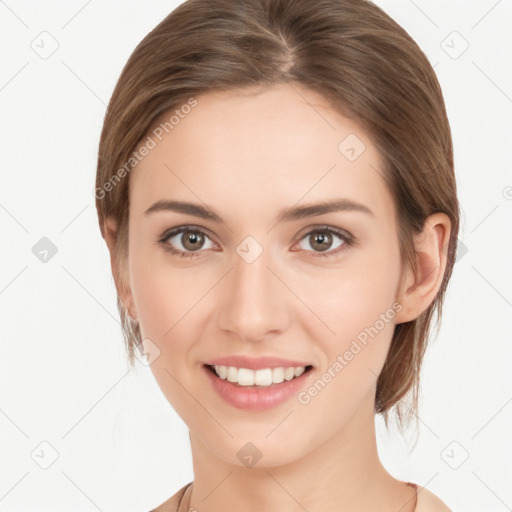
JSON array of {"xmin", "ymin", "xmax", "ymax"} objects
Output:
[{"xmin": 104, "ymin": 83, "xmax": 450, "ymax": 512}]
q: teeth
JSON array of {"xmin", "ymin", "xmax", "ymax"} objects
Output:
[{"xmin": 212, "ymin": 365, "xmax": 307, "ymax": 387}]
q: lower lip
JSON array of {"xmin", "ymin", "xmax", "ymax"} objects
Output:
[{"xmin": 202, "ymin": 365, "xmax": 313, "ymax": 411}]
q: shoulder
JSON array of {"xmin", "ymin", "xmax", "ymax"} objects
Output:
[
  {"xmin": 148, "ymin": 482, "xmax": 192, "ymax": 512},
  {"xmin": 413, "ymin": 484, "xmax": 452, "ymax": 512}
]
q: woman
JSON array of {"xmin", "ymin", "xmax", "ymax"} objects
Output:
[{"xmin": 95, "ymin": 0, "xmax": 459, "ymax": 510}]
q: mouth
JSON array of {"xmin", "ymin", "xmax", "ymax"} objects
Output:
[{"xmin": 203, "ymin": 363, "xmax": 314, "ymax": 388}]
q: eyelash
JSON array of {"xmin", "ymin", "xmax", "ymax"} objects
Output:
[{"xmin": 158, "ymin": 224, "xmax": 355, "ymax": 260}]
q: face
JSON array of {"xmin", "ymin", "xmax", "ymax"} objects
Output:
[{"xmin": 123, "ymin": 83, "xmax": 405, "ymax": 467}]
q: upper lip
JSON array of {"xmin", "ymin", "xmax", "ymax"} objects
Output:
[{"xmin": 203, "ymin": 355, "xmax": 313, "ymax": 371}]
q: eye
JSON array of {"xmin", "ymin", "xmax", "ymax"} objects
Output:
[
  {"xmin": 158, "ymin": 226, "xmax": 216, "ymax": 258},
  {"xmin": 158, "ymin": 224, "xmax": 355, "ymax": 259},
  {"xmin": 294, "ymin": 225, "xmax": 354, "ymax": 258}
]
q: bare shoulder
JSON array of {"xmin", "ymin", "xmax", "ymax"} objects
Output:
[
  {"xmin": 149, "ymin": 482, "xmax": 192, "ymax": 512},
  {"xmin": 415, "ymin": 486, "xmax": 452, "ymax": 512}
]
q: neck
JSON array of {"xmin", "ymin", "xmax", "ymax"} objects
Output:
[{"xmin": 186, "ymin": 391, "xmax": 416, "ymax": 512}]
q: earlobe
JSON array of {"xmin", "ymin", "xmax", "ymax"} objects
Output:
[
  {"xmin": 103, "ymin": 217, "xmax": 137, "ymax": 320},
  {"xmin": 394, "ymin": 213, "xmax": 451, "ymax": 324}
]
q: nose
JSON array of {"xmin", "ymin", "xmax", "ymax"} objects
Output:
[{"xmin": 216, "ymin": 245, "xmax": 291, "ymax": 342}]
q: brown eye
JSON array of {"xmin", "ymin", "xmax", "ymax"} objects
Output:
[
  {"xmin": 296, "ymin": 226, "xmax": 353, "ymax": 258},
  {"xmin": 309, "ymin": 232, "xmax": 333, "ymax": 252},
  {"xmin": 159, "ymin": 226, "xmax": 216, "ymax": 258},
  {"xmin": 181, "ymin": 230, "xmax": 205, "ymax": 251}
]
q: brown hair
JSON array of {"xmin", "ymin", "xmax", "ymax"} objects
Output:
[{"xmin": 95, "ymin": 0, "xmax": 460, "ymax": 429}]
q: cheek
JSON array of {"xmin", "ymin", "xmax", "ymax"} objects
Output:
[
  {"xmin": 131, "ymin": 261, "xmax": 196, "ymax": 343},
  {"xmin": 126, "ymin": 234, "xmax": 192, "ymax": 351},
  {"xmin": 302, "ymin": 238, "xmax": 402, "ymax": 389},
  {"xmin": 307, "ymin": 243, "xmax": 401, "ymax": 337},
  {"xmin": 297, "ymin": 284, "xmax": 399, "ymax": 429},
  {"xmin": 127, "ymin": 218, "xmax": 202, "ymax": 332},
  {"xmin": 128, "ymin": 256, "xmax": 205, "ymax": 416}
]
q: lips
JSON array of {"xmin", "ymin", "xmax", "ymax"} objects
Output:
[{"xmin": 203, "ymin": 362, "xmax": 314, "ymax": 411}]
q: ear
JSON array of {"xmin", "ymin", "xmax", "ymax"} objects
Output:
[
  {"xmin": 103, "ymin": 217, "xmax": 137, "ymax": 320},
  {"xmin": 394, "ymin": 213, "xmax": 451, "ymax": 324}
]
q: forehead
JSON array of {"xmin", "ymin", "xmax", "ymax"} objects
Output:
[{"xmin": 130, "ymin": 84, "xmax": 394, "ymax": 223}]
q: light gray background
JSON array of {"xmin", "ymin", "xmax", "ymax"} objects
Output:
[{"xmin": 1, "ymin": 1, "xmax": 511, "ymax": 510}]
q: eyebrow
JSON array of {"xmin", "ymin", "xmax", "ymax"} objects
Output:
[{"xmin": 144, "ymin": 198, "xmax": 374, "ymax": 223}]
